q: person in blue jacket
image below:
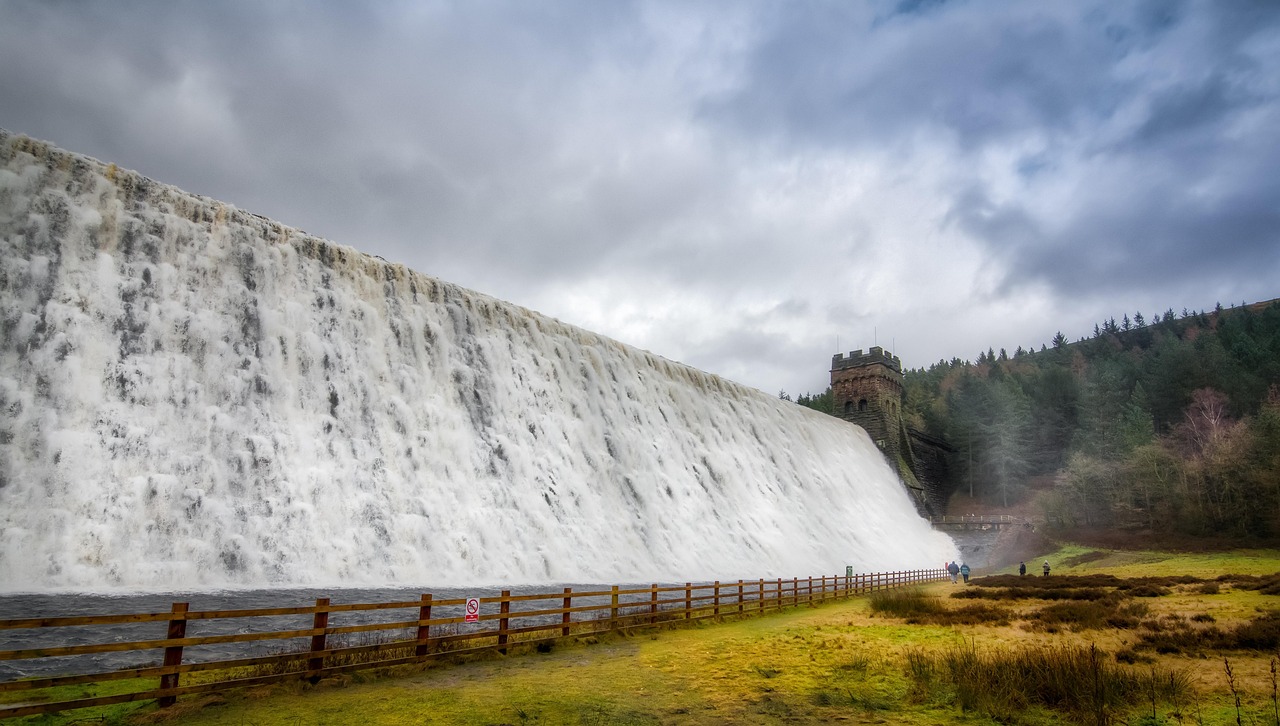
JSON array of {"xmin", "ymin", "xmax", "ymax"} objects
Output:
[
  {"xmin": 947, "ymin": 561, "xmax": 959, "ymax": 583},
  {"xmin": 960, "ymin": 563, "xmax": 971, "ymax": 584}
]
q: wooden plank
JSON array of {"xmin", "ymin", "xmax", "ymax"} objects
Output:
[
  {"xmin": 0, "ymin": 612, "xmax": 177, "ymax": 630},
  {"xmin": 415, "ymin": 594, "xmax": 432, "ymax": 658},
  {"xmin": 306, "ymin": 598, "xmax": 329, "ymax": 681},
  {"xmin": 498, "ymin": 591, "xmax": 511, "ymax": 653},
  {"xmin": 324, "ymin": 619, "xmax": 419, "ymax": 637},
  {"xmin": 157, "ymin": 602, "xmax": 188, "ymax": 707},
  {"xmin": 0, "ymin": 626, "xmax": 322, "ymax": 661}
]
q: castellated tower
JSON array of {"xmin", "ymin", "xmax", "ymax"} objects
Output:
[
  {"xmin": 829, "ymin": 346, "xmax": 954, "ymax": 516},
  {"xmin": 830, "ymin": 346, "xmax": 904, "ymax": 462}
]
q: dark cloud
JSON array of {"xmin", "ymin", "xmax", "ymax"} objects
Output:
[{"xmin": 2, "ymin": 0, "xmax": 1276, "ymax": 397}]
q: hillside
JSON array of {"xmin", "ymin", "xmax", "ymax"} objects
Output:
[{"xmin": 901, "ymin": 300, "xmax": 1280, "ymax": 537}]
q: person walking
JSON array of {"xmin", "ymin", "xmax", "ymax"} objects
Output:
[
  {"xmin": 1019, "ymin": 561, "xmax": 1026, "ymax": 576},
  {"xmin": 947, "ymin": 561, "xmax": 959, "ymax": 584},
  {"xmin": 1042, "ymin": 560, "xmax": 1051, "ymax": 577},
  {"xmin": 960, "ymin": 563, "xmax": 970, "ymax": 584}
]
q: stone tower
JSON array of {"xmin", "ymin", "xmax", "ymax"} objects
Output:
[
  {"xmin": 830, "ymin": 346, "xmax": 904, "ymax": 462},
  {"xmin": 830, "ymin": 346, "xmax": 954, "ymax": 516}
]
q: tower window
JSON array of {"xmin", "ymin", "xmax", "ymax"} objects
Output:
[
  {"xmin": 843, "ymin": 400, "xmax": 853, "ymax": 414},
  {"xmin": 858, "ymin": 399, "xmax": 868, "ymax": 412}
]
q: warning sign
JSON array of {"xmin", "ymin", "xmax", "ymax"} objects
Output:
[{"xmin": 464, "ymin": 597, "xmax": 480, "ymax": 623}]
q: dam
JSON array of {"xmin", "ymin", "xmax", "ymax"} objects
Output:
[{"xmin": 0, "ymin": 131, "xmax": 957, "ymax": 592}]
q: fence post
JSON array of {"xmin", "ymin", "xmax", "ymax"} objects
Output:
[
  {"xmin": 738, "ymin": 580, "xmax": 744, "ymax": 614},
  {"xmin": 307, "ymin": 598, "xmax": 330, "ymax": 684},
  {"xmin": 791, "ymin": 577, "xmax": 798, "ymax": 608},
  {"xmin": 713, "ymin": 581, "xmax": 720, "ymax": 617},
  {"xmin": 563, "ymin": 587, "xmax": 573, "ymax": 636},
  {"xmin": 611, "ymin": 586, "xmax": 620, "ymax": 629},
  {"xmin": 649, "ymin": 584, "xmax": 658, "ymax": 625},
  {"xmin": 684, "ymin": 583, "xmax": 692, "ymax": 620},
  {"xmin": 758, "ymin": 579, "xmax": 765, "ymax": 614},
  {"xmin": 415, "ymin": 593, "xmax": 433, "ymax": 657},
  {"xmin": 499, "ymin": 590, "xmax": 511, "ymax": 653},
  {"xmin": 776, "ymin": 578, "xmax": 783, "ymax": 610},
  {"xmin": 807, "ymin": 576, "xmax": 814, "ymax": 605},
  {"xmin": 157, "ymin": 602, "xmax": 188, "ymax": 707}
]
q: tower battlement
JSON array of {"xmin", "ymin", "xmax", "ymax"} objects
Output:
[{"xmin": 831, "ymin": 346, "xmax": 902, "ymax": 372}]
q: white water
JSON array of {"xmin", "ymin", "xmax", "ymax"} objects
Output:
[{"xmin": 0, "ymin": 131, "xmax": 956, "ymax": 593}]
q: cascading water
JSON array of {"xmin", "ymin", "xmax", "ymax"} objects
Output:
[{"xmin": 0, "ymin": 131, "xmax": 957, "ymax": 593}]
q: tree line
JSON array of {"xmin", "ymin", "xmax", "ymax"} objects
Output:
[{"xmin": 790, "ymin": 300, "xmax": 1280, "ymax": 538}]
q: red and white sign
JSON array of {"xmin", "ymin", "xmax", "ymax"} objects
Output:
[{"xmin": 464, "ymin": 597, "xmax": 480, "ymax": 623}]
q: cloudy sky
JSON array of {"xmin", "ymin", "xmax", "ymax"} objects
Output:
[{"xmin": 2, "ymin": 1, "xmax": 1278, "ymax": 397}]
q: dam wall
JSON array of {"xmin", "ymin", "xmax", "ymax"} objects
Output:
[{"xmin": 0, "ymin": 131, "xmax": 956, "ymax": 592}]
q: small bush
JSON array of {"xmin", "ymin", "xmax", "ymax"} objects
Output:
[
  {"xmin": 1030, "ymin": 600, "xmax": 1147, "ymax": 631},
  {"xmin": 904, "ymin": 647, "xmax": 935, "ymax": 685},
  {"xmin": 1231, "ymin": 611, "xmax": 1280, "ymax": 650},
  {"xmin": 1138, "ymin": 623, "xmax": 1222, "ymax": 655},
  {"xmin": 1198, "ymin": 582, "xmax": 1221, "ymax": 595},
  {"xmin": 952, "ymin": 586, "xmax": 1112, "ymax": 602},
  {"xmin": 1138, "ymin": 611, "xmax": 1280, "ymax": 654},
  {"xmin": 1114, "ymin": 648, "xmax": 1153, "ymax": 664},
  {"xmin": 868, "ymin": 587, "xmax": 944, "ymax": 618},
  {"xmin": 907, "ymin": 603, "xmax": 1013, "ymax": 627},
  {"xmin": 905, "ymin": 642, "xmax": 1189, "ymax": 723}
]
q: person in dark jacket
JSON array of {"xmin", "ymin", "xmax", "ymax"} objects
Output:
[
  {"xmin": 1019, "ymin": 561, "xmax": 1026, "ymax": 576},
  {"xmin": 960, "ymin": 563, "xmax": 971, "ymax": 584},
  {"xmin": 947, "ymin": 561, "xmax": 959, "ymax": 584}
]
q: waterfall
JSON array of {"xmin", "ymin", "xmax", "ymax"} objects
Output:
[{"xmin": 0, "ymin": 131, "xmax": 956, "ymax": 592}]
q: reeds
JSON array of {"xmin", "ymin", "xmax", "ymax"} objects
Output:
[{"xmin": 905, "ymin": 641, "xmax": 1191, "ymax": 724}]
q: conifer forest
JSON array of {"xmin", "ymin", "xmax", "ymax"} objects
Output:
[{"xmin": 797, "ymin": 301, "xmax": 1280, "ymax": 538}]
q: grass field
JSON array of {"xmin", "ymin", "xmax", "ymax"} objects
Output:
[{"xmin": 10, "ymin": 545, "xmax": 1280, "ymax": 725}]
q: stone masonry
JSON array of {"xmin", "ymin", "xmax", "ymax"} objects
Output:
[{"xmin": 830, "ymin": 347, "xmax": 953, "ymax": 515}]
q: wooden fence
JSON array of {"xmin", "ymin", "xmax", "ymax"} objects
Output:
[{"xmin": 0, "ymin": 568, "xmax": 946, "ymax": 719}]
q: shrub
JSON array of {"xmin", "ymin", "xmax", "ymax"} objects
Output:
[
  {"xmin": 868, "ymin": 587, "xmax": 944, "ymax": 618},
  {"xmin": 907, "ymin": 603, "xmax": 1012, "ymax": 627},
  {"xmin": 1138, "ymin": 611, "xmax": 1280, "ymax": 654},
  {"xmin": 1030, "ymin": 601, "xmax": 1148, "ymax": 631},
  {"xmin": 905, "ymin": 642, "xmax": 1189, "ymax": 723}
]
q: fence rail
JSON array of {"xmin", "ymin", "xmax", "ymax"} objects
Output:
[{"xmin": 0, "ymin": 568, "xmax": 946, "ymax": 719}]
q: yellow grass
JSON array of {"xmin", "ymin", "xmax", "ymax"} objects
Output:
[{"xmin": 12, "ymin": 548, "xmax": 1280, "ymax": 725}]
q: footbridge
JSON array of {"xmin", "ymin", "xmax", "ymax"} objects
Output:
[{"xmin": 928, "ymin": 515, "xmax": 1040, "ymax": 532}]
